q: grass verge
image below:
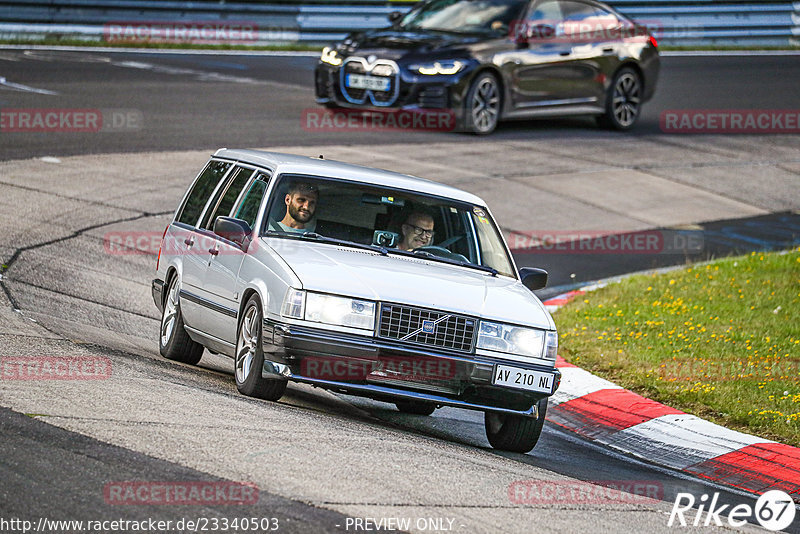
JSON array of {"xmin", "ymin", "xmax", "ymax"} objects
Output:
[{"xmin": 555, "ymin": 248, "xmax": 800, "ymax": 446}]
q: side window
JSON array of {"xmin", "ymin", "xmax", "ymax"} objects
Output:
[
  {"xmin": 233, "ymin": 171, "xmax": 271, "ymax": 229},
  {"xmin": 529, "ymin": 0, "xmax": 563, "ymax": 25},
  {"xmin": 176, "ymin": 160, "xmax": 231, "ymax": 226},
  {"xmin": 200, "ymin": 166, "xmax": 254, "ymax": 231},
  {"xmin": 559, "ymin": 1, "xmax": 618, "ymax": 29}
]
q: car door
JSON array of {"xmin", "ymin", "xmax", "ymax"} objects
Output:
[
  {"xmin": 185, "ymin": 165, "xmax": 255, "ymax": 339},
  {"xmin": 504, "ymin": 0, "xmax": 598, "ymax": 108},
  {"xmin": 202, "ymin": 169, "xmax": 272, "ymax": 345},
  {"xmin": 173, "ymin": 159, "xmax": 234, "ymax": 329},
  {"xmin": 556, "ymin": 0, "xmax": 624, "ymax": 102}
]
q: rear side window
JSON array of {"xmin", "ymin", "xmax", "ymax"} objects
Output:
[
  {"xmin": 200, "ymin": 166, "xmax": 254, "ymax": 230},
  {"xmin": 233, "ymin": 171, "xmax": 271, "ymax": 229},
  {"xmin": 176, "ymin": 160, "xmax": 231, "ymax": 226}
]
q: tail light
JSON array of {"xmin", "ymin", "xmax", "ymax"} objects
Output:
[
  {"xmin": 649, "ymin": 35, "xmax": 658, "ymax": 48},
  {"xmin": 156, "ymin": 225, "xmax": 168, "ymax": 271}
]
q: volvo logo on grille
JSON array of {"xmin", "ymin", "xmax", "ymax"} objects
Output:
[{"xmin": 422, "ymin": 320, "xmax": 436, "ymax": 334}]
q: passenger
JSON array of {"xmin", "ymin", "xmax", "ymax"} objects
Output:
[
  {"xmin": 269, "ymin": 182, "xmax": 318, "ymax": 233},
  {"xmin": 397, "ymin": 212, "xmax": 434, "ymax": 251}
]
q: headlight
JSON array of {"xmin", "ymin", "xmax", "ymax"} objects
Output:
[
  {"xmin": 409, "ymin": 60, "xmax": 465, "ymax": 76},
  {"xmin": 281, "ymin": 289, "xmax": 375, "ymax": 331},
  {"xmin": 320, "ymin": 46, "xmax": 343, "ymax": 66},
  {"xmin": 476, "ymin": 321, "xmax": 550, "ymax": 359}
]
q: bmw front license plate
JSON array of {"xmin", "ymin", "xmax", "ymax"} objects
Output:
[
  {"xmin": 346, "ymin": 74, "xmax": 390, "ymax": 91},
  {"xmin": 493, "ymin": 365, "xmax": 555, "ymax": 394}
]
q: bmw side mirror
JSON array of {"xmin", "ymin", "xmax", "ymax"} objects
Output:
[
  {"xmin": 213, "ymin": 216, "xmax": 252, "ymax": 251},
  {"xmin": 388, "ymin": 11, "xmax": 403, "ymax": 25},
  {"xmin": 519, "ymin": 267, "xmax": 548, "ymax": 291}
]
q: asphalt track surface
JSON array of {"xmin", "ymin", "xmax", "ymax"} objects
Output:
[{"xmin": 0, "ymin": 49, "xmax": 799, "ymax": 533}]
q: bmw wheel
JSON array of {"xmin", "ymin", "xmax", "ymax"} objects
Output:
[
  {"xmin": 464, "ymin": 72, "xmax": 500, "ymax": 135},
  {"xmin": 484, "ymin": 398, "xmax": 548, "ymax": 453},
  {"xmin": 159, "ymin": 275, "xmax": 204, "ymax": 365},
  {"xmin": 235, "ymin": 294, "xmax": 288, "ymax": 401},
  {"xmin": 599, "ymin": 67, "xmax": 642, "ymax": 131}
]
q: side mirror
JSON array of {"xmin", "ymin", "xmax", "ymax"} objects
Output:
[
  {"xmin": 519, "ymin": 267, "xmax": 548, "ymax": 291},
  {"xmin": 388, "ymin": 11, "xmax": 403, "ymax": 25},
  {"xmin": 213, "ymin": 216, "xmax": 252, "ymax": 251},
  {"xmin": 513, "ymin": 23, "xmax": 555, "ymax": 47}
]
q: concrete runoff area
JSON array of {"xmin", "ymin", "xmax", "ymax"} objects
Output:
[{"xmin": 0, "ymin": 135, "xmax": 798, "ymax": 533}]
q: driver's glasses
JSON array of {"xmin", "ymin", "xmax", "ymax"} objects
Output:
[{"xmin": 405, "ymin": 223, "xmax": 434, "ymax": 238}]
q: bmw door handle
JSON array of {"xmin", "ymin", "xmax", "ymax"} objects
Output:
[
  {"xmin": 559, "ymin": 50, "xmax": 571, "ymax": 56},
  {"xmin": 602, "ymin": 47, "xmax": 614, "ymax": 54}
]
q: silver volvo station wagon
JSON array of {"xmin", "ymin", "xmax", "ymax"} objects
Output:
[{"xmin": 152, "ymin": 149, "xmax": 560, "ymax": 452}]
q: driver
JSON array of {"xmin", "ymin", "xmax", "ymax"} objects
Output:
[
  {"xmin": 269, "ymin": 182, "xmax": 318, "ymax": 233},
  {"xmin": 398, "ymin": 212, "xmax": 434, "ymax": 251}
]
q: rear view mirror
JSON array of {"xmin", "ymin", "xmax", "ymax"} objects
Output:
[
  {"xmin": 519, "ymin": 267, "xmax": 548, "ymax": 291},
  {"xmin": 213, "ymin": 216, "xmax": 252, "ymax": 250}
]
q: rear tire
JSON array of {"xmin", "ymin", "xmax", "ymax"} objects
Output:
[
  {"xmin": 484, "ymin": 398, "xmax": 548, "ymax": 453},
  {"xmin": 395, "ymin": 400, "xmax": 436, "ymax": 416},
  {"xmin": 159, "ymin": 275, "xmax": 203, "ymax": 365},
  {"xmin": 235, "ymin": 295, "xmax": 288, "ymax": 401},
  {"xmin": 598, "ymin": 67, "xmax": 642, "ymax": 131}
]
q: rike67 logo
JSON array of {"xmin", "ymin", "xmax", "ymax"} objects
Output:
[{"xmin": 668, "ymin": 490, "xmax": 796, "ymax": 531}]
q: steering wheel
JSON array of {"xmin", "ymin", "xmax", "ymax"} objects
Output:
[{"xmin": 414, "ymin": 246, "xmax": 469, "ymax": 263}]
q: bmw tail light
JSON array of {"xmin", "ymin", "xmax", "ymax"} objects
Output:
[{"xmin": 649, "ymin": 35, "xmax": 658, "ymax": 48}]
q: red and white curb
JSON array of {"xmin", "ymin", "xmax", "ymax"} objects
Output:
[{"xmin": 542, "ymin": 289, "xmax": 800, "ymax": 503}]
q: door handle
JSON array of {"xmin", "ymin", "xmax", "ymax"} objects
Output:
[
  {"xmin": 208, "ymin": 248, "xmax": 219, "ymax": 256},
  {"xmin": 184, "ymin": 238, "xmax": 194, "ymax": 246},
  {"xmin": 602, "ymin": 47, "xmax": 614, "ymax": 54},
  {"xmin": 559, "ymin": 51, "xmax": 571, "ymax": 56}
]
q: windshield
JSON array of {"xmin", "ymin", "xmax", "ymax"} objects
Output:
[
  {"xmin": 263, "ymin": 174, "xmax": 516, "ymax": 277},
  {"xmin": 398, "ymin": 0, "xmax": 527, "ymax": 33}
]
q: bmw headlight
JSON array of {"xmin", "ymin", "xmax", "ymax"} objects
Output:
[
  {"xmin": 409, "ymin": 60, "xmax": 465, "ymax": 76},
  {"xmin": 477, "ymin": 321, "xmax": 556, "ymax": 360},
  {"xmin": 281, "ymin": 289, "xmax": 375, "ymax": 331},
  {"xmin": 320, "ymin": 46, "xmax": 343, "ymax": 66}
]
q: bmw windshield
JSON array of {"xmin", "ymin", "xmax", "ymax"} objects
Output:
[
  {"xmin": 263, "ymin": 174, "xmax": 517, "ymax": 278},
  {"xmin": 398, "ymin": 0, "xmax": 528, "ymax": 34}
]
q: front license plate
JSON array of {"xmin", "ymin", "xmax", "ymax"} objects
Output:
[
  {"xmin": 346, "ymin": 74, "xmax": 390, "ymax": 91},
  {"xmin": 492, "ymin": 365, "xmax": 555, "ymax": 394}
]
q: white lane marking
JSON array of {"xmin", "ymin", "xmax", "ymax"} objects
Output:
[
  {"xmin": 0, "ymin": 76, "xmax": 58, "ymax": 95},
  {"xmin": 1, "ymin": 45, "xmax": 319, "ymax": 56},
  {"xmin": 550, "ymin": 366, "xmax": 622, "ymax": 406},
  {"xmin": 661, "ymin": 50, "xmax": 800, "ymax": 57},
  {"xmin": 598, "ymin": 413, "xmax": 774, "ymax": 470}
]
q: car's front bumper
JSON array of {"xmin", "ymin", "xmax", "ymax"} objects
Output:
[
  {"xmin": 262, "ymin": 319, "xmax": 560, "ymax": 416},
  {"xmin": 315, "ymin": 62, "xmax": 472, "ymax": 112}
]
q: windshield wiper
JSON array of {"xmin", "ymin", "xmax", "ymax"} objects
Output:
[
  {"xmin": 263, "ymin": 230, "xmax": 388, "ymax": 255},
  {"xmin": 387, "ymin": 247, "xmax": 498, "ymax": 276}
]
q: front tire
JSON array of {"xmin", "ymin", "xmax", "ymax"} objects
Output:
[
  {"xmin": 463, "ymin": 72, "xmax": 501, "ymax": 135},
  {"xmin": 159, "ymin": 275, "xmax": 203, "ymax": 365},
  {"xmin": 485, "ymin": 398, "xmax": 548, "ymax": 453},
  {"xmin": 235, "ymin": 295, "xmax": 287, "ymax": 401},
  {"xmin": 598, "ymin": 67, "xmax": 642, "ymax": 131}
]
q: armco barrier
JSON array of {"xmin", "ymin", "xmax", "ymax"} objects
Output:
[{"xmin": 0, "ymin": 0, "xmax": 796, "ymax": 47}]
